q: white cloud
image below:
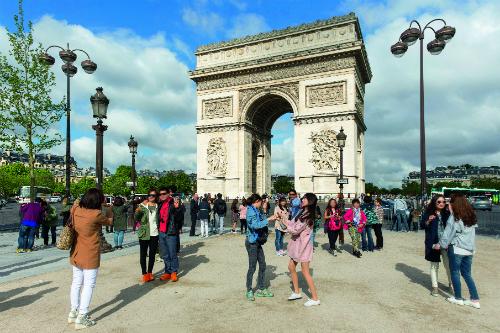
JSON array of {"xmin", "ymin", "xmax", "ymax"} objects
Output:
[
  {"xmin": 226, "ymin": 13, "xmax": 270, "ymax": 39},
  {"xmin": 182, "ymin": 8, "xmax": 224, "ymax": 37}
]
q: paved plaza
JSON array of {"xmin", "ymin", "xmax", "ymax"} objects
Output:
[{"xmin": 1, "ymin": 231, "xmax": 499, "ymax": 333}]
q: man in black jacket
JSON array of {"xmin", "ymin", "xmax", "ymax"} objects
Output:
[
  {"xmin": 213, "ymin": 193, "xmax": 227, "ymax": 234},
  {"xmin": 189, "ymin": 193, "xmax": 200, "ymax": 236}
]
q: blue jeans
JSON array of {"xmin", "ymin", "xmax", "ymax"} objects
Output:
[
  {"xmin": 18, "ymin": 224, "xmax": 36, "ymax": 250},
  {"xmin": 395, "ymin": 210, "xmax": 408, "ymax": 231},
  {"xmin": 448, "ymin": 246, "xmax": 479, "ymax": 300},
  {"xmin": 159, "ymin": 233, "xmax": 179, "ymax": 274},
  {"xmin": 275, "ymin": 229, "xmax": 284, "ymax": 251},
  {"xmin": 114, "ymin": 230, "xmax": 125, "ymax": 247},
  {"xmin": 361, "ymin": 225, "xmax": 374, "ymax": 251}
]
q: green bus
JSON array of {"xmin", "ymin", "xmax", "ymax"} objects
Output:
[{"xmin": 431, "ymin": 187, "xmax": 500, "ymax": 204}]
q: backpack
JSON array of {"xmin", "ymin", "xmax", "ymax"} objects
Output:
[{"xmin": 255, "ymin": 226, "xmax": 269, "ymax": 245}]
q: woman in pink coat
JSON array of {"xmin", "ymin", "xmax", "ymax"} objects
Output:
[
  {"xmin": 286, "ymin": 193, "xmax": 320, "ymax": 307},
  {"xmin": 343, "ymin": 198, "xmax": 367, "ymax": 258}
]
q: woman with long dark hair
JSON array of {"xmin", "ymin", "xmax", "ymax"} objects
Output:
[
  {"xmin": 287, "ymin": 193, "xmax": 320, "ymax": 307},
  {"xmin": 420, "ymin": 194, "xmax": 452, "ymax": 296},
  {"xmin": 437, "ymin": 194, "xmax": 480, "ymax": 308},
  {"xmin": 324, "ymin": 198, "xmax": 342, "ymax": 256},
  {"xmin": 231, "ymin": 199, "xmax": 239, "ymax": 233},
  {"xmin": 68, "ymin": 188, "xmax": 112, "ymax": 329},
  {"xmin": 273, "ymin": 197, "xmax": 288, "ymax": 256},
  {"xmin": 244, "ymin": 193, "xmax": 277, "ymax": 301}
]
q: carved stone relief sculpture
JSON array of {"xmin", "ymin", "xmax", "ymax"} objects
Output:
[
  {"xmin": 202, "ymin": 97, "xmax": 233, "ymax": 119},
  {"xmin": 306, "ymin": 81, "xmax": 346, "ymax": 107},
  {"xmin": 309, "ymin": 129, "xmax": 340, "ymax": 173},
  {"xmin": 207, "ymin": 137, "xmax": 227, "ymax": 177}
]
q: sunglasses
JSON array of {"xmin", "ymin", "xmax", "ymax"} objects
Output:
[
  {"xmin": 159, "ymin": 192, "xmax": 168, "ymax": 196},
  {"xmin": 437, "ymin": 201, "xmax": 446, "ymax": 204},
  {"xmin": 148, "ymin": 194, "xmax": 157, "ymax": 197}
]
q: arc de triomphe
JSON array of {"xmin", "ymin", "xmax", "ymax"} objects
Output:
[{"xmin": 190, "ymin": 13, "xmax": 371, "ymax": 198}]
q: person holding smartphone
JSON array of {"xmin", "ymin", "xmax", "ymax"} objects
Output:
[{"xmin": 244, "ymin": 193, "xmax": 278, "ymax": 301}]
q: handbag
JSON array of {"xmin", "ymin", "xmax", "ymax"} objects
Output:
[
  {"xmin": 57, "ymin": 210, "xmax": 75, "ymax": 250},
  {"xmin": 256, "ymin": 226, "xmax": 269, "ymax": 245}
]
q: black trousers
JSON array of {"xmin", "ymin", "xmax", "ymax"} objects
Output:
[
  {"xmin": 240, "ymin": 219, "xmax": 247, "ymax": 234},
  {"xmin": 327, "ymin": 229, "xmax": 340, "ymax": 250},
  {"xmin": 190, "ymin": 215, "xmax": 197, "ymax": 236},
  {"xmin": 245, "ymin": 240, "xmax": 266, "ymax": 291},
  {"xmin": 41, "ymin": 225, "xmax": 57, "ymax": 245},
  {"xmin": 139, "ymin": 236, "xmax": 159, "ymax": 275},
  {"xmin": 106, "ymin": 225, "xmax": 114, "ymax": 233},
  {"xmin": 373, "ymin": 224, "xmax": 384, "ymax": 248}
]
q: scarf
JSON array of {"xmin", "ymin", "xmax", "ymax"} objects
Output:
[
  {"xmin": 353, "ymin": 208, "xmax": 361, "ymax": 226},
  {"xmin": 159, "ymin": 197, "xmax": 172, "ymax": 233}
]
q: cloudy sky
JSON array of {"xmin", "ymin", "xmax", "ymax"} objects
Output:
[{"xmin": 0, "ymin": 0, "xmax": 499, "ymax": 187}]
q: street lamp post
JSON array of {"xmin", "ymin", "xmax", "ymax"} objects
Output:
[
  {"xmin": 390, "ymin": 20, "xmax": 456, "ymax": 206},
  {"xmin": 336, "ymin": 127, "xmax": 347, "ymax": 211},
  {"xmin": 128, "ymin": 135, "xmax": 138, "ymax": 210},
  {"xmin": 39, "ymin": 44, "xmax": 97, "ymax": 199},
  {"xmin": 90, "ymin": 87, "xmax": 109, "ymax": 191}
]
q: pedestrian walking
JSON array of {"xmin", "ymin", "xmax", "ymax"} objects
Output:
[
  {"xmin": 41, "ymin": 200, "xmax": 58, "ymax": 247},
  {"xmin": 199, "ymin": 197, "xmax": 210, "ymax": 238},
  {"xmin": 68, "ymin": 188, "xmax": 113, "ymax": 330},
  {"xmin": 135, "ymin": 189, "xmax": 160, "ymax": 283},
  {"xmin": 273, "ymin": 197, "xmax": 288, "ymax": 256},
  {"xmin": 112, "ymin": 197, "xmax": 129, "ymax": 250},
  {"xmin": 189, "ymin": 193, "xmax": 200, "ymax": 236},
  {"xmin": 245, "ymin": 193, "xmax": 278, "ymax": 301},
  {"xmin": 373, "ymin": 198, "xmax": 384, "ymax": 250},
  {"xmin": 343, "ymin": 199, "xmax": 367, "ymax": 258},
  {"xmin": 17, "ymin": 198, "xmax": 43, "ymax": 253},
  {"xmin": 231, "ymin": 199, "xmax": 239, "ymax": 233},
  {"xmin": 239, "ymin": 198, "xmax": 248, "ymax": 234},
  {"xmin": 421, "ymin": 195, "xmax": 452, "ymax": 297},
  {"xmin": 437, "ymin": 194, "xmax": 480, "ymax": 309},
  {"xmin": 214, "ymin": 193, "xmax": 227, "ymax": 234},
  {"xmin": 324, "ymin": 198, "xmax": 342, "ymax": 255},
  {"xmin": 287, "ymin": 193, "xmax": 320, "ymax": 307}
]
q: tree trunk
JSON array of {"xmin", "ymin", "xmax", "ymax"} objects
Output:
[{"xmin": 28, "ymin": 129, "xmax": 35, "ymax": 203}]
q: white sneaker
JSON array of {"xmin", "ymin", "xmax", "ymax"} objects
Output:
[
  {"xmin": 75, "ymin": 313, "xmax": 96, "ymax": 330},
  {"xmin": 288, "ymin": 292, "xmax": 302, "ymax": 301},
  {"xmin": 304, "ymin": 299, "xmax": 321, "ymax": 307},
  {"xmin": 447, "ymin": 297, "xmax": 464, "ymax": 306},
  {"xmin": 67, "ymin": 309, "xmax": 78, "ymax": 323},
  {"xmin": 463, "ymin": 299, "xmax": 481, "ymax": 309},
  {"xmin": 276, "ymin": 251, "xmax": 281, "ymax": 256}
]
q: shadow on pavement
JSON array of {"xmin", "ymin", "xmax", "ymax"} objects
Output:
[
  {"xmin": 0, "ymin": 258, "xmax": 42, "ymax": 271},
  {"xmin": 0, "ymin": 257, "xmax": 66, "ymax": 277},
  {"xmin": 395, "ymin": 262, "xmax": 448, "ymax": 291},
  {"xmin": 0, "ymin": 281, "xmax": 52, "ymax": 303},
  {"xmin": 0, "ymin": 286, "xmax": 58, "ymax": 312},
  {"xmin": 178, "ymin": 242, "xmax": 208, "ymax": 278}
]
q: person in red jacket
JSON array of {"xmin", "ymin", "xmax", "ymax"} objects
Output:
[{"xmin": 343, "ymin": 198, "xmax": 367, "ymax": 258}]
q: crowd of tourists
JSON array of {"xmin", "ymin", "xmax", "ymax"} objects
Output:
[{"xmin": 13, "ymin": 185, "xmax": 481, "ymax": 329}]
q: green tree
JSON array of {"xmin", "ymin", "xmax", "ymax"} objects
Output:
[
  {"xmin": 0, "ymin": 1, "xmax": 65, "ymax": 202},
  {"xmin": 104, "ymin": 165, "xmax": 132, "ymax": 196},
  {"xmin": 365, "ymin": 182, "xmax": 380, "ymax": 195},
  {"xmin": 72, "ymin": 177, "xmax": 96, "ymax": 198},
  {"xmin": 136, "ymin": 176, "xmax": 159, "ymax": 194},
  {"xmin": 471, "ymin": 178, "xmax": 500, "ymax": 190},
  {"xmin": 0, "ymin": 162, "xmax": 28, "ymax": 196},
  {"xmin": 272, "ymin": 176, "xmax": 293, "ymax": 194},
  {"xmin": 158, "ymin": 170, "xmax": 193, "ymax": 194}
]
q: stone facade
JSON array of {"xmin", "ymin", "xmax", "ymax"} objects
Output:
[{"xmin": 190, "ymin": 13, "xmax": 371, "ymax": 197}]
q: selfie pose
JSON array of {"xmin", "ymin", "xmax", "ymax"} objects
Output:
[{"xmin": 287, "ymin": 193, "xmax": 320, "ymax": 307}]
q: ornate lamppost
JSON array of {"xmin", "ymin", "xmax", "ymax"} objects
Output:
[
  {"xmin": 128, "ymin": 135, "xmax": 138, "ymax": 209},
  {"xmin": 390, "ymin": 20, "xmax": 456, "ymax": 206},
  {"xmin": 90, "ymin": 87, "xmax": 109, "ymax": 190},
  {"xmin": 336, "ymin": 127, "xmax": 347, "ymax": 211},
  {"xmin": 39, "ymin": 44, "xmax": 97, "ymax": 199}
]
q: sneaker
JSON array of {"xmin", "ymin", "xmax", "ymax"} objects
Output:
[
  {"xmin": 463, "ymin": 299, "xmax": 480, "ymax": 309},
  {"xmin": 304, "ymin": 299, "xmax": 321, "ymax": 307},
  {"xmin": 147, "ymin": 273, "xmax": 155, "ymax": 281},
  {"xmin": 68, "ymin": 309, "xmax": 78, "ymax": 324},
  {"xmin": 160, "ymin": 273, "xmax": 171, "ymax": 281},
  {"xmin": 255, "ymin": 289, "xmax": 274, "ymax": 297},
  {"xmin": 276, "ymin": 251, "xmax": 281, "ymax": 256},
  {"xmin": 75, "ymin": 313, "xmax": 96, "ymax": 330},
  {"xmin": 246, "ymin": 290, "xmax": 255, "ymax": 301},
  {"xmin": 288, "ymin": 292, "xmax": 302, "ymax": 301},
  {"xmin": 447, "ymin": 297, "xmax": 464, "ymax": 306},
  {"xmin": 171, "ymin": 272, "xmax": 178, "ymax": 282},
  {"xmin": 25, "ymin": 249, "xmax": 32, "ymax": 253},
  {"xmin": 16, "ymin": 248, "xmax": 24, "ymax": 254},
  {"xmin": 431, "ymin": 288, "xmax": 439, "ymax": 297}
]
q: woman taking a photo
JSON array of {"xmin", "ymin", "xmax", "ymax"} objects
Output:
[
  {"xmin": 287, "ymin": 193, "xmax": 320, "ymax": 307},
  {"xmin": 343, "ymin": 198, "xmax": 367, "ymax": 258},
  {"xmin": 324, "ymin": 198, "xmax": 342, "ymax": 256},
  {"xmin": 135, "ymin": 189, "xmax": 160, "ymax": 283},
  {"xmin": 420, "ymin": 195, "xmax": 452, "ymax": 297},
  {"xmin": 112, "ymin": 196, "xmax": 129, "ymax": 250},
  {"xmin": 437, "ymin": 194, "xmax": 480, "ymax": 308},
  {"xmin": 273, "ymin": 197, "xmax": 288, "ymax": 256},
  {"xmin": 68, "ymin": 188, "xmax": 112, "ymax": 330},
  {"xmin": 245, "ymin": 194, "xmax": 277, "ymax": 301}
]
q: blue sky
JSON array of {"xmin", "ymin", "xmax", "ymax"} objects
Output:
[{"xmin": 1, "ymin": 0, "xmax": 499, "ymax": 187}]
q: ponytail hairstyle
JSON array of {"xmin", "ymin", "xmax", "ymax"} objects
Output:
[{"xmin": 247, "ymin": 193, "xmax": 262, "ymax": 205}]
